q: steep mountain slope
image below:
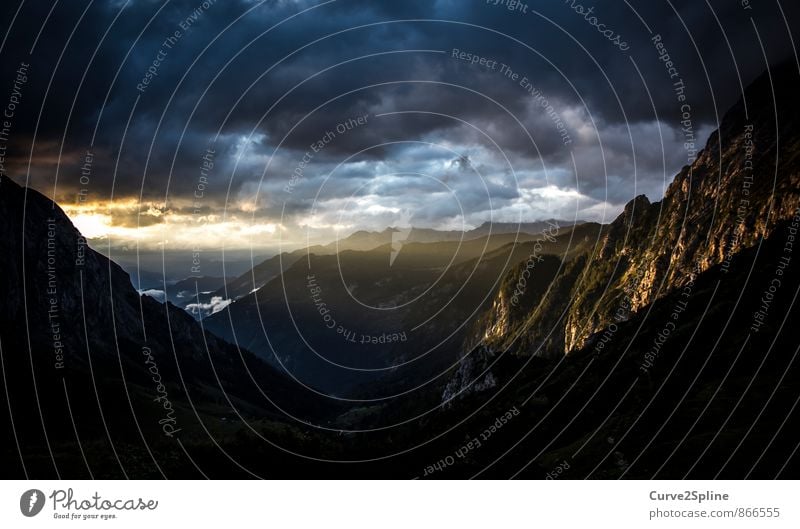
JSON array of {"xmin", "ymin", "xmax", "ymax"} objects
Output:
[
  {"xmin": 401, "ymin": 215, "xmax": 800, "ymax": 478},
  {"xmin": 0, "ymin": 177, "xmax": 321, "ymax": 478},
  {"xmin": 468, "ymin": 61, "xmax": 800, "ymax": 363},
  {"xmin": 564, "ymin": 61, "xmax": 800, "ymax": 352}
]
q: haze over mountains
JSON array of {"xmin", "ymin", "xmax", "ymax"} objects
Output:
[
  {"xmin": 126, "ymin": 219, "xmax": 585, "ymax": 318},
  {"xmin": 204, "ymin": 219, "xmax": 583, "ymax": 300},
  {"xmin": 2, "ymin": 62, "xmax": 800, "ymax": 478},
  {"xmin": 203, "ymin": 220, "xmax": 597, "ymax": 392}
]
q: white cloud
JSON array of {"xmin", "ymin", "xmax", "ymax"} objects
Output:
[
  {"xmin": 185, "ymin": 296, "xmax": 233, "ymax": 317},
  {"xmin": 139, "ymin": 289, "xmax": 166, "ymax": 303}
]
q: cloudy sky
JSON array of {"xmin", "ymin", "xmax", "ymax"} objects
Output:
[{"xmin": 1, "ymin": 0, "xmax": 797, "ymax": 253}]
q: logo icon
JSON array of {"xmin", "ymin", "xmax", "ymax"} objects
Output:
[{"xmin": 20, "ymin": 489, "xmax": 45, "ymax": 517}]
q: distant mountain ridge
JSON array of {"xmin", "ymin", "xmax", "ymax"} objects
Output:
[
  {"xmin": 402, "ymin": 220, "xmax": 585, "ymax": 243},
  {"xmin": 210, "ymin": 219, "xmax": 585, "ymax": 306}
]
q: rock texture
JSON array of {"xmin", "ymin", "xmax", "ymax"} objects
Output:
[{"xmin": 469, "ymin": 61, "xmax": 800, "ymax": 361}]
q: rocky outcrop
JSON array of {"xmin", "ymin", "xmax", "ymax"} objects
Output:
[
  {"xmin": 468, "ymin": 61, "xmax": 800, "ymax": 360},
  {"xmin": 563, "ymin": 61, "xmax": 800, "ymax": 351},
  {"xmin": 441, "ymin": 345, "xmax": 498, "ymax": 405}
]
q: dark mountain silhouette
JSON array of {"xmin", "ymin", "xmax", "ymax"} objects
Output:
[{"xmin": 0, "ymin": 177, "xmax": 327, "ymax": 478}]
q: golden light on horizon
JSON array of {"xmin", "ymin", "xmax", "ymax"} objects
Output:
[
  {"xmin": 60, "ymin": 199, "xmax": 294, "ymax": 251},
  {"xmin": 68, "ymin": 212, "xmax": 114, "ymax": 239}
]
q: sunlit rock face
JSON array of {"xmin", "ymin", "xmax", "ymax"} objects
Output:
[{"xmin": 469, "ymin": 62, "xmax": 800, "ymax": 360}]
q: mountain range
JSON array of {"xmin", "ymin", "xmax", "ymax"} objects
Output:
[{"xmin": 2, "ymin": 61, "xmax": 799, "ymax": 478}]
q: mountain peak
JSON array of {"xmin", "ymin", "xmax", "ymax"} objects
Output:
[{"xmin": 623, "ymin": 194, "xmax": 651, "ymax": 215}]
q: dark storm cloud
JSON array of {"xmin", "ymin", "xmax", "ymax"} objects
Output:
[{"xmin": 0, "ymin": 0, "xmax": 797, "ymax": 224}]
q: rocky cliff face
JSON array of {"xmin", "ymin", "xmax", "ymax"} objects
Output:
[
  {"xmin": 469, "ymin": 61, "xmax": 800, "ymax": 361},
  {"xmin": 565, "ymin": 61, "xmax": 800, "ymax": 352}
]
